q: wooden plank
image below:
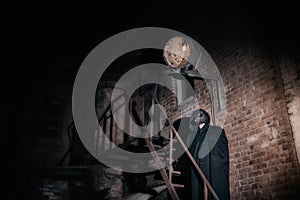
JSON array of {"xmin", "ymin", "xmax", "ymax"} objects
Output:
[
  {"xmin": 172, "ymin": 183, "xmax": 185, "ymax": 189},
  {"xmin": 171, "ymin": 171, "xmax": 181, "ymax": 176},
  {"xmin": 151, "ymin": 185, "xmax": 167, "ymax": 194}
]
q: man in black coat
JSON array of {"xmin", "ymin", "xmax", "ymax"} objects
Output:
[{"xmin": 187, "ymin": 109, "xmax": 230, "ymax": 200}]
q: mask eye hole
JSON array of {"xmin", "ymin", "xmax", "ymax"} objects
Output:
[{"xmin": 200, "ymin": 113, "xmax": 204, "ymax": 117}]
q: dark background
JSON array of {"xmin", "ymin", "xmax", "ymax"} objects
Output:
[{"xmin": 4, "ymin": 1, "xmax": 299, "ymax": 198}]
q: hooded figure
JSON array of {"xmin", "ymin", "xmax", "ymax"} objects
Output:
[{"xmin": 187, "ymin": 109, "xmax": 230, "ymax": 200}]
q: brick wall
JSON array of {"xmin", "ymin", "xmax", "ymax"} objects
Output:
[
  {"xmin": 217, "ymin": 42, "xmax": 300, "ymax": 199},
  {"xmin": 278, "ymin": 55, "xmax": 300, "ymax": 166},
  {"xmin": 159, "ymin": 39, "xmax": 300, "ymax": 199}
]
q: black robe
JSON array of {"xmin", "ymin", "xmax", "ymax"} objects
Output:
[{"xmin": 188, "ymin": 124, "xmax": 230, "ymax": 200}]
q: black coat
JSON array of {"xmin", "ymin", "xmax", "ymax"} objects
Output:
[{"xmin": 187, "ymin": 122, "xmax": 230, "ymax": 200}]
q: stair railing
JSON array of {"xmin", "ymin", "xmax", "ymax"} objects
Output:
[{"xmin": 151, "ymin": 93, "xmax": 220, "ymax": 200}]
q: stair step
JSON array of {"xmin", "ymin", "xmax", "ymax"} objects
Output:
[
  {"xmin": 122, "ymin": 192, "xmax": 152, "ymax": 200},
  {"xmin": 163, "ymin": 146, "xmax": 176, "ymax": 151},
  {"xmin": 152, "ymin": 144, "xmax": 163, "ymax": 149},
  {"xmin": 162, "ymin": 138, "xmax": 178, "ymax": 142},
  {"xmin": 171, "ymin": 171, "xmax": 181, "ymax": 176},
  {"xmin": 144, "ymin": 144, "xmax": 162, "ymax": 149},
  {"xmin": 156, "ymin": 152, "xmax": 166, "ymax": 156},
  {"xmin": 172, "ymin": 139, "xmax": 178, "ymax": 143},
  {"xmin": 148, "ymin": 157, "xmax": 165, "ymax": 165},
  {"xmin": 150, "ymin": 185, "xmax": 167, "ymax": 194},
  {"xmin": 165, "ymin": 158, "xmax": 175, "ymax": 162},
  {"xmin": 165, "ymin": 170, "xmax": 181, "ymax": 176},
  {"xmin": 172, "ymin": 183, "xmax": 185, "ymax": 189}
]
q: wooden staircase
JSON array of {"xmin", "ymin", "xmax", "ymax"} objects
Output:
[{"xmin": 93, "ymin": 88, "xmax": 221, "ymax": 200}]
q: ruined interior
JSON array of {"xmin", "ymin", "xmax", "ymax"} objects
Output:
[{"xmin": 8, "ymin": 2, "xmax": 300, "ymax": 200}]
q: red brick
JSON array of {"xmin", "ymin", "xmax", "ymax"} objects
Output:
[
  {"xmin": 249, "ymin": 170, "xmax": 262, "ymax": 177},
  {"xmin": 159, "ymin": 42, "xmax": 300, "ymax": 200},
  {"xmin": 263, "ymin": 166, "xmax": 278, "ymax": 173}
]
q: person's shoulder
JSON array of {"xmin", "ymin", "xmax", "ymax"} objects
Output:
[
  {"xmin": 207, "ymin": 125, "xmax": 226, "ymax": 141},
  {"xmin": 208, "ymin": 125, "xmax": 223, "ymax": 133},
  {"xmin": 209, "ymin": 126, "xmax": 228, "ymax": 144}
]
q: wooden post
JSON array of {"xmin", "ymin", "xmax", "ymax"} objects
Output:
[
  {"xmin": 204, "ymin": 184, "xmax": 208, "ymax": 200},
  {"xmin": 169, "ymin": 128, "xmax": 173, "ymax": 183}
]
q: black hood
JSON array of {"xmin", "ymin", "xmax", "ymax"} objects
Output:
[{"xmin": 189, "ymin": 109, "xmax": 210, "ymax": 131}]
